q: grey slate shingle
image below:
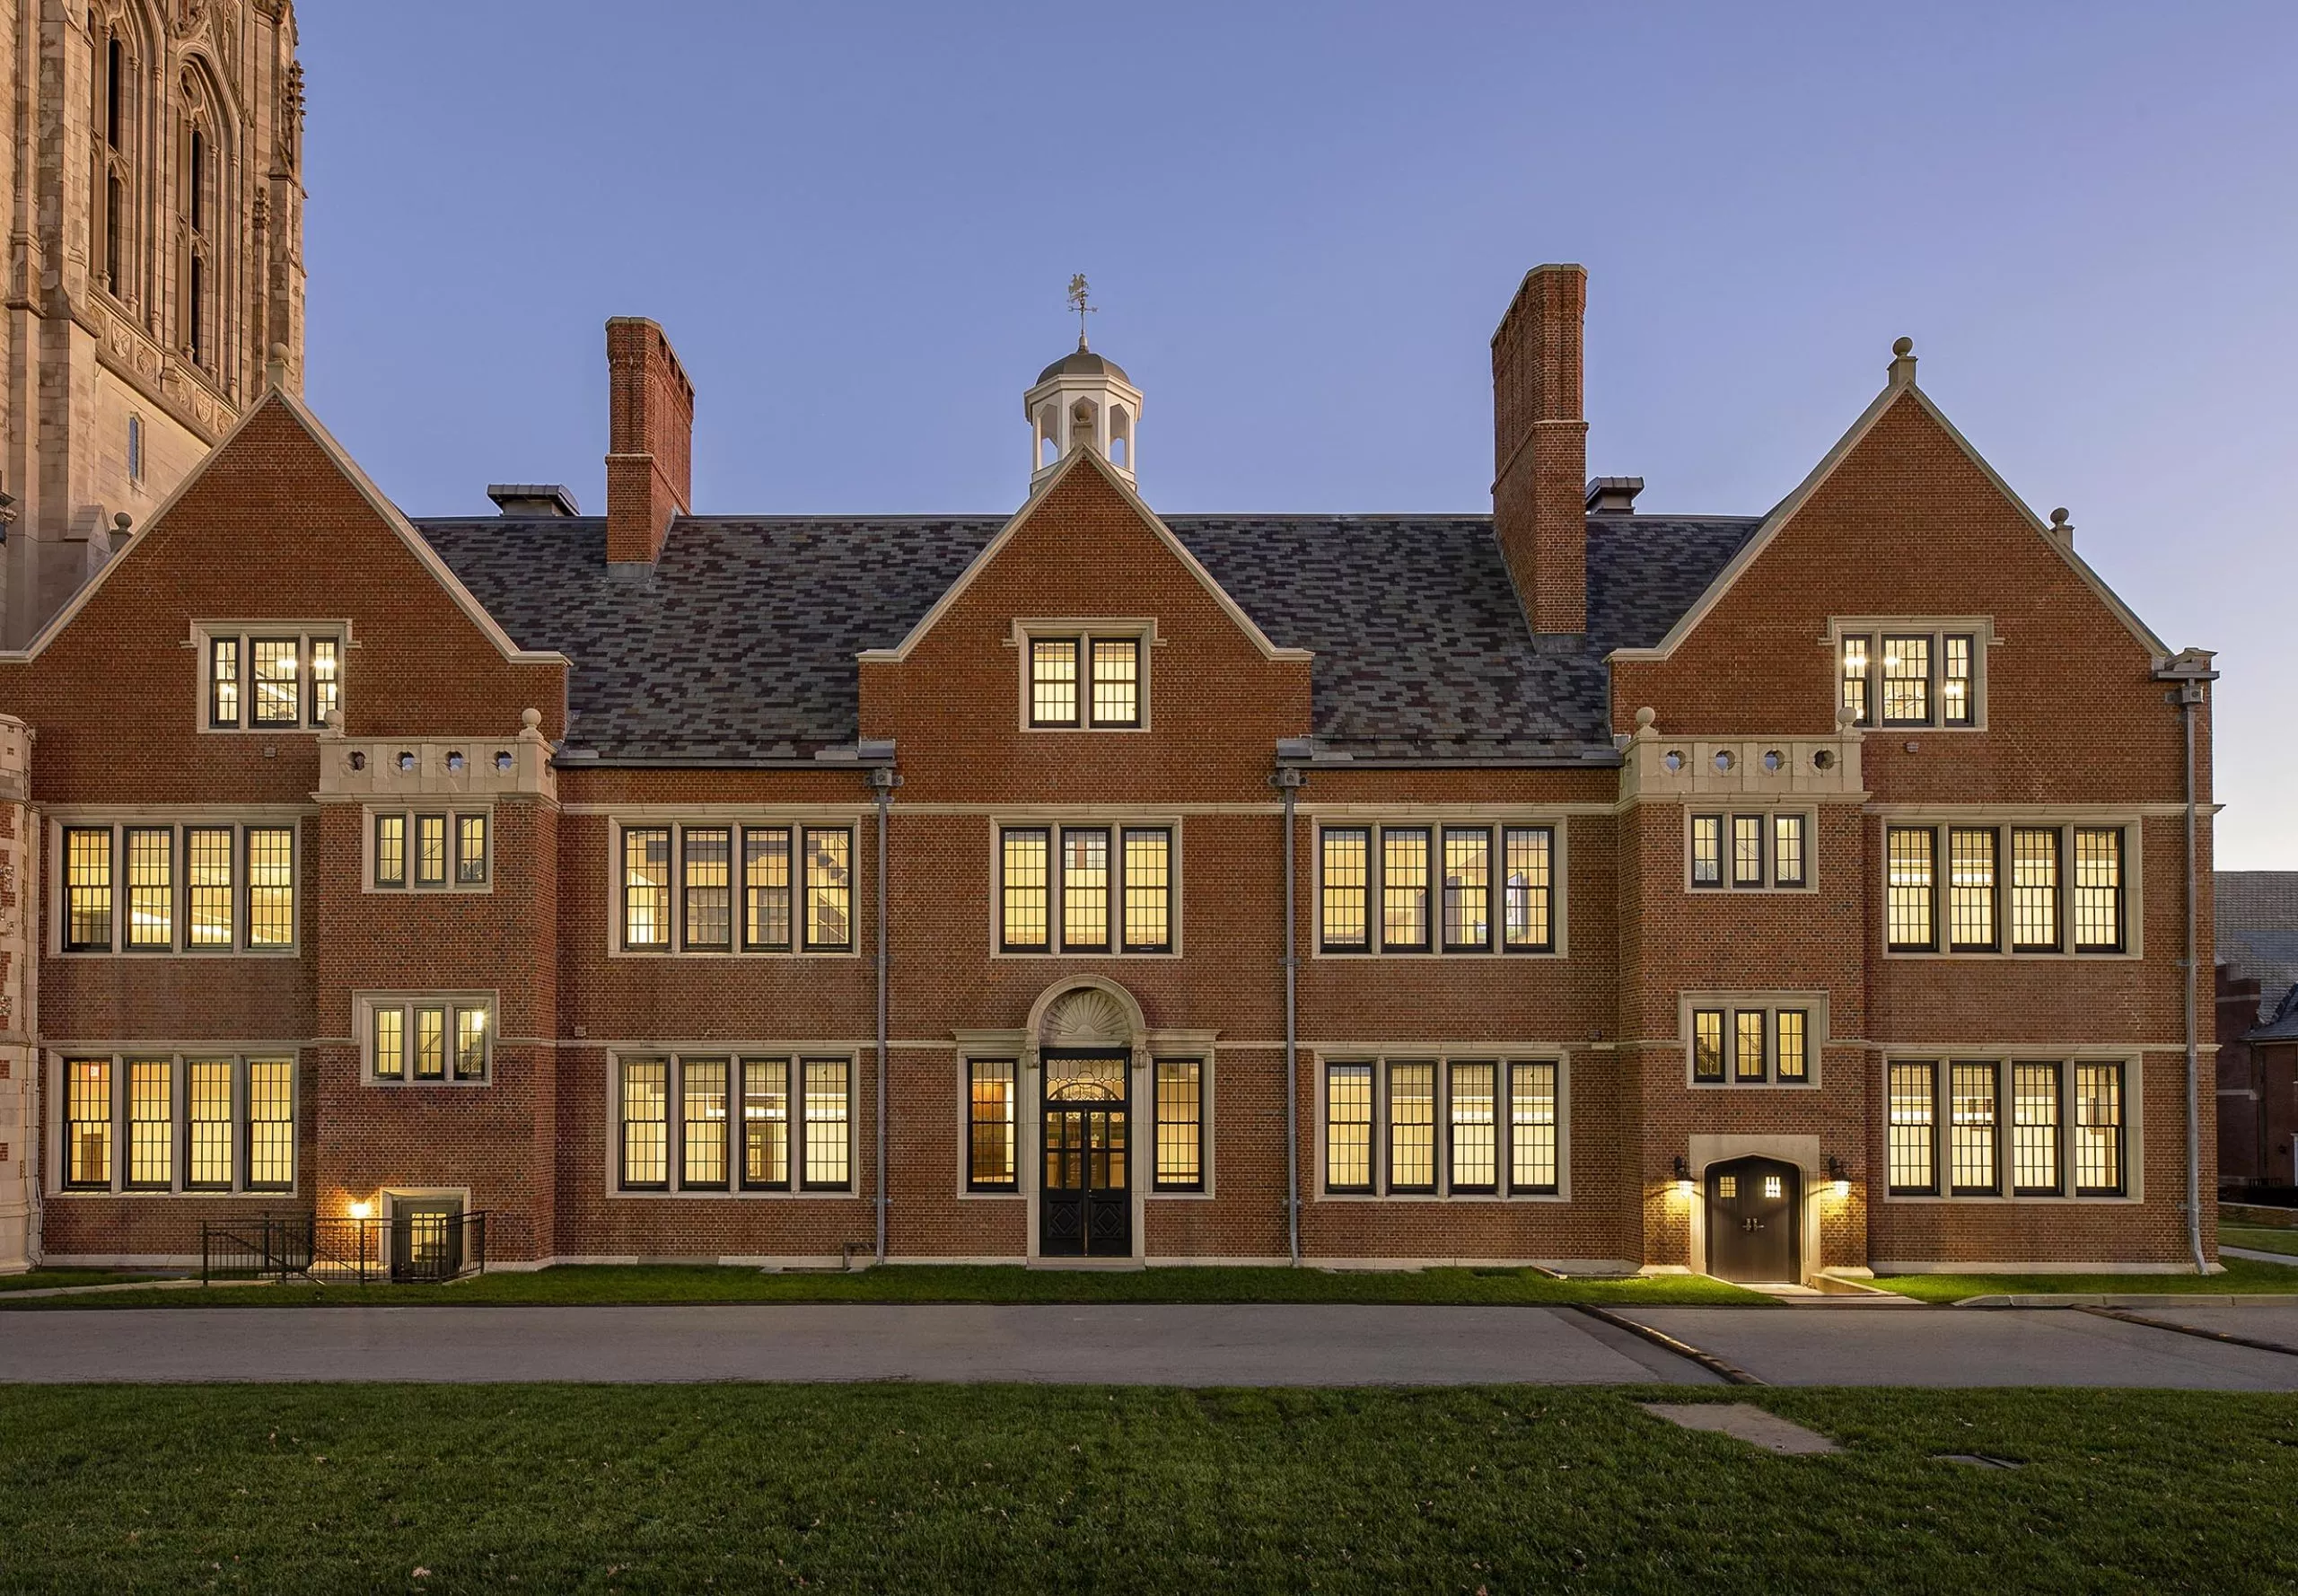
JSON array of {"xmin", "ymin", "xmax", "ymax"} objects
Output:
[{"xmin": 415, "ymin": 512, "xmax": 1761, "ymax": 761}]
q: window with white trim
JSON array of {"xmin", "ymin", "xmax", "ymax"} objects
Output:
[
  {"xmin": 372, "ymin": 810, "xmax": 489, "ymax": 890},
  {"xmin": 1839, "ymin": 627, "xmax": 1978, "ymax": 729},
  {"xmin": 58, "ymin": 820, "xmax": 296, "ymax": 953},
  {"xmin": 998, "ymin": 824, "xmax": 1172, "ymax": 953},
  {"xmin": 1688, "ymin": 1004, "xmax": 1814, "ymax": 1086},
  {"xmin": 617, "ymin": 1053, "xmax": 852, "ymax": 1193},
  {"xmin": 57, "ymin": 1052, "xmax": 295, "ymax": 1193},
  {"xmin": 200, "ymin": 627, "xmax": 341, "ymax": 730},
  {"xmin": 1319, "ymin": 823, "xmax": 1556, "ymax": 953},
  {"xmin": 617, "ymin": 822, "xmax": 853, "ymax": 953},
  {"xmin": 1321, "ymin": 1054, "xmax": 1560, "ymax": 1197},
  {"xmin": 1689, "ymin": 811, "xmax": 1811, "ymax": 890},
  {"xmin": 1886, "ymin": 822, "xmax": 2127, "ymax": 954},
  {"xmin": 361, "ymin": 994, "xmax": 495, "ymax": 1084},
  {"xmin": 1886, "ymin": 1057, "xmax": 2127, "ymax": 1198}
]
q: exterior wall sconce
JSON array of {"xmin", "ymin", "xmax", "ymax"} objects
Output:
[
  {"xmin": 1825, "ymin": 1155, "xmax": 1851, "ymax": 1201},
  {"xmin": 347, "ymin": 1199, "xmax": 373, "ymax": 1220},
  {"xmin": 1671, "ymin": 1154, "xmax": 1695, "ymax": 1201}
]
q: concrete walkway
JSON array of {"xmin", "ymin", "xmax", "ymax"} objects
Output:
[{"xmin": 5, "ymin": 1301, "xmax": 2298, "ymax": 1388}]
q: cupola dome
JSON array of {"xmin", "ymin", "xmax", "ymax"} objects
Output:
[{"xmin": 1023, "ymin": 276, "xmax": 1141, "ymax": 493}]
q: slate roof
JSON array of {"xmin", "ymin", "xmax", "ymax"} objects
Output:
[
  {"xmin": 415, "ymin": 511, "xmax": 1761, "ymax": 763},
  {"xmin": 2251, "ymin": 982, "xmax": 2298, "ymax": 1044},
  {"xmin": 2220, "ymin": 872, "xmax": 2298, "ymax": 1026}
]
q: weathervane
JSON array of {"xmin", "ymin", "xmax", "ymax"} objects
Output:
[{"xmin": 1067, "ymin": 274, "xmax": 1095, "ymax": 349}]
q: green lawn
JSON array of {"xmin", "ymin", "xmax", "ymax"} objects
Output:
[
  {"xmin": 0, "ymin": 1261, "xmax": 1767, "ymax": 1311},
  {"xmin": 0, "ymin": 1268, "xmax": 165, "ymax": 1293},
  {"xmin": 0, "ymin": 1383, "xmax": 2291, "ymax": 1592},
  {"xmin": 1873, "ymin": 1255, "xmax": 2298, "ymax": 1302},
  {"xmin": 2222, "ymin": 1225, "xmax": 2298, "ymax": 1259}
]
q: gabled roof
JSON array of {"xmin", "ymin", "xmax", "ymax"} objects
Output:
[
  {"xmin": 417, "ymin": 504, "xmax": 1759, "ymax": 763},
  {"xmin": 2251, "ymin": 982, "xmax": 2298, "ymax": 1044}
]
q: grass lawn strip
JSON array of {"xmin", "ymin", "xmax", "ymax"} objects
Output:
[
  {"xmin": 0, "ymin": 1268, "xmax": 163, "ymax": 1293},
  {"xmin": 2223, "ymin": 1225, "xmax": 2298, "ymax": 1259},
  {"xmin": 1, "ymin": 1383, "xmax": 2293, "ymax": 1593},
  {"xmin": 0, "ymin": 1261, "xmax": 1770, "ymax": 1311},
  {"xmin": 1873, "ymin": 1256, "xmax": 2298, "ymax": 1303}
]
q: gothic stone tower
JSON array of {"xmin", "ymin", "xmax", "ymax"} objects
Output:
[{"xmin": 0, "ymin": 0, "xmax": 304, "ymax": 645}]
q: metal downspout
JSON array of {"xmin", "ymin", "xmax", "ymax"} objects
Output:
[
  {"xmin": 2183, "ymin": 695, "xmax": 2204, "ymax": 1275},
  {"xmin": 1276, "ymin": 767, "xmax": 1304, "ymax": 1266},
  {"xmin": 872, "ymin": 766, "xmax": 896, "ymax": 1266}
]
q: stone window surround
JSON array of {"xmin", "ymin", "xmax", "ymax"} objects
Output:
[
  {"xmin": 606, "ymin": 817, "xmax": 863, "ymax": 960},
  {"xmin": 364, "ymin": 806, "xmax": 492, "ymax": 894},
  {"xmin": 1878, "ymin": 1049, "xmax": 2142, "ymax": 1205},
  {"xmin": 355, "ymin": 991, "xmax": 497, "ymax": 1087},
  {"xmin": 602, "ymin": 1047, "xmax": 861, "ymax": 1200},
  {"xmin": 190, "ymin": 619, "xmax": 348, "ymax": 735},
  {"xmin": 952, "ymin": 1041, "xmax": 1216, "ymax": 1202},
  {"xmin": 1678, "ymin": 991, "xmax": 1830, "ymax": 1091},
  {"xmin": 48, "ymin": 811, "xmax": 304, "ymax": 958},
  {"xmin": 1683, "ymin": 805, "xmax": 1819, "ymax": 895},
  {"xmin": 1311, "ymin": 1047, "xmax": 1571, "ymax": 1203},
  {"xmin": 986, "ymin": 814, "xmax": 1183, "ymax": 960},
  {"xmin": 1825, "ymin": 615, "xmax": 1996, "ymax": 732},
  {"xmin": 42, "ymin": 1045, "xmax": 300, "ymax": 1198},
  {"xmin": 1875, "ymin": 811, "xmax": 2142, "ymax": 960},
  {"xmin": 1311, "ymin": 815, "xmax": 1566, "ymax": 959},
  {"xmin": 1009, "ymin": 618, "xmax": 1159, "ymax": 734}
]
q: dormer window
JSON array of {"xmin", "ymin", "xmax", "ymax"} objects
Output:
[
  {"xmin": 199, "ymin": 627, "xmax": 341, "ymax": 731},
  {"xmin": 1026, "ymin": 629, "xmax": 1145, "ymax": 729}
]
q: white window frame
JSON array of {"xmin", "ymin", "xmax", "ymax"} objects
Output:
[
  {"xmin": 607, "ymin": 1048, "xmax": 858, "ymax": 1197},
  {"xmin": 1313, "ymin": 1049, "xmax": 1569, "ymax": 1201},
  {"xmin": 357, "ymin": 992, "xmax": 498, "ymax": 1086},
  {"xmin": 47, "ymin": 1048, "xmax": 299, "ymax": 1197},
  {"xmin": 51, "ymin": 816, "xmax": 302, "ymax": 957},
  {"xmin": 1013, "ymin": 618, "xmax": 1157, "ymax": 733},
  {"xmin": 365, "ymin": 807, "xmax": 493, "ymax": 893},
  {"xmin": 1880, "ymin": 1052, "xmax": 2139, "ymax": 1204},
  {"xmin": 192, "ymin": 622, "xmax": 347, "ymax": 733},
  {"xmin": 1680, "ymin": 992, "xmax": 1829, "ymax": 1089}
]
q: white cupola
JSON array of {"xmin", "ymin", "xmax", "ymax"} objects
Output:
[{"xmin": 1024, "ymin": 338, "xmax": 1142, "ymax": 494}]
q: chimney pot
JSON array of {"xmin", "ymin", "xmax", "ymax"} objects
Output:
[
  {"xmin": 604, "ymin": 318, "xmax": 696, "ymax": 564},
  {"xmin": 1491, "ymin": 263, "xmax": 1589, "ymax": 636}
]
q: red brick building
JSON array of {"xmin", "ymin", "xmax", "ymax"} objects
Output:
[{"xmin": 0, "ymin": 269, "xmax": 2222, "ymax": 1282}]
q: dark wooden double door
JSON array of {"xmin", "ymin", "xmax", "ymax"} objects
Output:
[
  {"xmin": 1040, "ymin": 1050, "xmax": 1132, "ymax": 1258},
  {"xmin": 1704, "ymin": 1157, "xmax": 1801, "ymax": 1284}
]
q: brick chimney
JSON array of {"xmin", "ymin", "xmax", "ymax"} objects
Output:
[
  {"xmin": 604, "ymin": 318, "xmax": 695, "ymax": 564},
  {"xmin": 1490, "ymin": 264, "xmax": 1589, "ymax": 637}
]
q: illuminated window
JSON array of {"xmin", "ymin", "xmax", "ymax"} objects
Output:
[
  {"xmin": 1387, "ymin": 1061, "xmax": 1435, "ymax": 1193},
  {"xmin": 1001, "ymin": 829, "xmax": 1050, "ymax": 951},
  {"xmin": 364, "ymin": 998, "xmax": 492, "ymax": 1085},
  {"xmin": 1732, "ymin": 816, "xmax": 1765, "ymax": 889},
  {"xmin": 2010, "ymin": 829, "xmax": 2061, "ymax": 951},
  {"xmin": 1839, "ymin": 636, "xmax": 1870, "ymax": 726},
  {"xmin": 1692, "ymin": 1004, "xmax": 1815, "ymax": 1086},
  {"xmin": 619, "ymin": 1059, "xmax": 670, "ymax": 1188},
  {"xmin": 1030, "ymin": 638, "xmax": 1079, "ymax": 726},
  {"xmin": 1320, "ymin": 828, "xmax": 1369, "ymax": 951},
  {"xmin": 681, "ymin": 1058, "xmax": 730, "ymax": 1188},
  {"xmin": 372, "ymin": 811, "xmax": 487, "ymax": 891},
  {"xmin": 202, "ymin": 630, "xmax": 339, "ymax": 730},
  {"xmin": 1326, "ymin": 1063, "xmax": 1373, "ymax": 1193},
  {"xmin": 1061, "ymin": 828, "xmax": 1110, "ymax": 951},
  {"xmin": 999, "ymin": 824, "xmax": 1171, "ymax": 953},
  {"xmin": 1449, "ymin": 1061, "xmax": 1497, "ymax": 1193},
  {"xmin": 454, "ymin": 1007, "xmax": 488, "ymax": 1081},
  {"xmin": 1773, "ymin": 814, "xmax": 1807, "ymax": 888},
  {"xmin": 1690, "ymin": 814, "xmax": 1723, "ymax": 888},
  {"xmin": 208, "ymin": 638, "xmax": 241, "ymax": 726},
  {"xmin": 251, "ymin": 638, "xmax": 301, "ymax": 725},
  {"xmin": 1734, "ymin": 1012, "xmax": 1767, "ymax": 1082},
  {"xmin": 64, "ymin": 828, "xmax": 112, "ymax": 951},
  {"xmin": 455, "ymin": 815, "xmax": 488, "ymax": 885},
  {"xmin": 1942, "ymin": 635, "xmax": 1974, "ymax": 726},
  {"xmin": 1154, "ymin": 1059, "xmax": 1203, "ymax": 1191},
  {"xmin": 62, "ymin": 822, "xmax": 291, "ymax": 952},
  {"xmin": 65, "ymin": 1059, "xmax": 112, "ymax": 1188},
  {"xmin": 1692, "ymin": 1010, "xmax": 1725, "ymax": 1083},
  {"xmin": 2013, "ymin": 1063, "xmax": 2061, "ymax": 1195},
  {"xmin": 681, "ymin": 828, "xmax": 732, "ymax": 951},
  {"xmin": 124, "ymin": 827, "xmax": 172, "ymax": 949},
  {"xmin": 126, "ymin": 1059, "xmax": 172, "ymax": 1188},
  {"xmin": 1326, "ymin": 824, "xmax": 1552, "ymax": 952},
  {"xmin": 1442, "ymin": 828, "xmax": 1492, "ymax": 951},
  {"xmin": 1887, "ymin": 827, "xmax": 1936, "ymax": 951},
  {"xmin": 1693, "ymin": 813, "xmax": 1810, "ymax": 890},
  {"xmin": 414, "ymin": 815, "xmax": 447, "ymax": 888},
  {"xmin": 743, "ymin": 1058, "xmax": 791, "ymax": 1189},
  {"xmin": 246, "ymin": 1059, "xmax": 294, "ymax": 1189},
  {"xmin": 1948, "ymin": 828, "xmax": 1998, "ymax": 951},
  {"xmin": 804, "ymin": 829, "xmax": 853, "ymax": 951},
  {"xmin": 187, "ymin": 1059, "xmax": 233, "ymax": 1188},
  {"xmin": 1091, "ymin": 638, "xmax": 1140, "ymax": 726},
  {"xmin": 1776, "ymin": 1011, "xmax": 1809, "ymax": 1082},
  {"xmin": 969, "ymin": 1059, "xmax": 1019, "ymax": 1191},
  {"xmin": 1329, "ymin": 1056, "xmax": 1564, "ymax": 1197},
  {"xmin": 1123, "ymin": 829, "xmax": 1171, "ymax": 952},
  {"xmin": 743, "ymin": 829, "xmax": 793, "ymax": 951},
  {"xmin": 186, "ymin": 827, "xmax": 234, "ymax": 945},
  {"xmin": 1510, "ymin": 1062, "xmax": 1558, "ymax": 1193},
  {"xmin": 1030, "ymin": 634, "xmax": 1145, "ymax": 727},
  {"xmin": 246, "ymin": 828, "xmax": 295, "ymax": 946},
  {"xmin": 1381, "ymin": 828, "xmax": 1431, "ymax": 951},
  {"xmin": 374, "ymin": 814, "xmax": 407, "ymax": 889},
  {"xmin": 372, "ymin": 1006, "xmax": 405, "ymax": 1082},
  {"xmin": 1840, "ymin": 627, "xmax": 1981, "ymax": 729},
  {"xmin": 2073, "ymin": 829, "xmax": 2124, "ymax": 952},
  {"xmin": 413, "ymin": 1007, "xmax": 447, "ymax": 1080},
  {"xmin": 2074, "ymin": 1064, "xmax": 2124, "ymax": 1194},
  {"xmin": 1880, "ymin": 635, "xmax": 1931, "ymax": 724},
  {"xmin": 1950, "ymin": 1063, "xmax": 1999, "ymax": 1194},
  {"xmin": 621, "ymin": 827, "xmax": 671, "ymax": 949},
  {"xmin": 60, "ymin": 1054, "xmax": 296, "ymax": 1194},
  {"xmin": 1888, "ymin": 1062, "xmax": 1937, "ymax": 1195},
  {"xmin": 1503, "ymin": 828, "xmax": 1554, "ymax": 951},
  {"xmin": 310, "ymin": 640, "xmax": 341, "ymax": 727},
  {"xmin": 1892, "ymin": 823, "xmax": 2127, "ymax": 958},
  {"xmin": 803, "ymin": 1059, "xmax": 851, "ymax": 1188},
  {"xmin": 620, "ymin": 823, "xmax": 848, "ymax": 952}
]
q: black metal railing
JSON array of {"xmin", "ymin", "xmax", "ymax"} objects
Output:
[{"xmin": 200, "ymin": 1211, "xmax": 491, "ymax": 1285}]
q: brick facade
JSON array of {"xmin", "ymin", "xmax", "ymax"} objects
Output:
[{"xmin": 0, "ymin": 274, "xmax": 2219, "ymax": 1279}]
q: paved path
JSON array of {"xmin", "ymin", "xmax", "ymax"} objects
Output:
[{"xmin": 7, "ymin": 1302, "xmax": 2298, "ymax": 1388}]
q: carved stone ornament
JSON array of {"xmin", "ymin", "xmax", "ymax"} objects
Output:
[
  {"xmin": 1039, "ymin": 988, "xmax": 1132, "ymax": 1050},
  {"xmin": 174, "ymin": 0, "xmax": 207, "ymax": 37}
]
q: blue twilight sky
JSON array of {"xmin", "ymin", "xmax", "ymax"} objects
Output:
[{"xmin": 301, "ymin": 3, "xmax": 2297, "ymax": 865}]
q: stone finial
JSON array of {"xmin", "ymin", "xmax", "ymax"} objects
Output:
[
  {"xmin": 1633, "ymin": 706, "xmax": 1657, "ymax": 736},
  {"xmin": 520, "ymin": 707, "xmax": 543, "ymax": 735},
  {"xmin": 2048, "ymin": 507, "xmax": 2074, "ymax": 547},
  {"xmin": 1888, "ymin": 336, "xmax": 1916, "ymax": 386},
  {"xmin": 265, "ymin": 343, "xmax": 290, "ymax": 390},
  {"xmin": 1837, "ymin": 701, "xmax": 1860, "ymax": 732},
  {"xmin": 110, "ymin": 512, "xmax": 132, "ymax": 534}
]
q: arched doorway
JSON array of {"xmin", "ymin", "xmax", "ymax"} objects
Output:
[
  {"xmin": 1026, "ymin": 981, "xmax": 1145, "ymax": 1259},
  {"xmin": 1704, "ymin": 1156, "xmax": 1801, "ymax": 1283}
]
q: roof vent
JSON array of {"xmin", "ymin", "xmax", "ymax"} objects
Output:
[
  {"xmin": 487, "ymin": 484, "xmax": 581, "ymax": 518},
  {"xmin": 1584, "ymin": 477, "xmax": 1644, "ymax": 515}
]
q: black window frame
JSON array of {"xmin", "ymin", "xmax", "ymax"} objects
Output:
[
  {"xmin": 202, "ymin": 629, "xmax": 341, "ymax": 731},
  {"xmin": 1323, "ymin": 1055, "xmax": 1566, "ymax": 1197},
  {"xmin": 1840, "ymin": 627, "xmax": 1984, "ymax": 731},
  {"xmin": 1320, "ymin": 822, "xmax": 1556, "ymax": 954},
  {"xmin": 1153, "ymin": 1057, "xmax": 1205, "ymax": 1193},
  {"xmin": 996, "ymin": 822, "xmax": 1173, "ymax": 955},
  {"xmin": 1028, "ymin": 633, "xmax": 1145, "ymax": 729},
  {"xmin": 617, "ymin": 822, "xmax": 856, "ymax": 955},
  {"xmin": 967, "ymin": 1058, "xmax": 1020, "ymax": 1192},
  {"xmin": 616, "ymin": 1051, "xmax": 851, "ymax": 1194},
  {"xmin": 371, "ymin": 810, "xmax": 489, "ymax": 892},
  {"xmin": 59, "ymin": 820, "xmax": 295, "ymax": 955}
]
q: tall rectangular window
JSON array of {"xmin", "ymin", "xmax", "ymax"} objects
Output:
[
  {"xmin": 969, "ymin": 1059, "xmax": 1018, "ymax": 1191},
  {"xmin": 309, "ymin": 639, "xmax": 341, "ymax": 727},
  {"xmin": 681, "ymin": 1058, "xmax": 730, "ymax": 1188},
  {"xmin": 1123, "ymin": 829, "xmax": 1171, "ymax": 952},
  {"xmin": 1773, "ymin": 814, "xmax": 1807, "ymax": 888},
  {"xmin": 187, "ymin": 1058, "xmax": 233, "ymax": 1188},
  {"xmin": 455, "ymin": 815, "xmax": 488, "ymax": 886},
  {"xmin": 374, "ymin": 814, "xmax": 408, "ymax": 890},
  {"xmin": 2010, "ymin": 829, "xmax": 2060, "ymax": 951},
  {"xmin": 1731, "ymin": 816, "xmax": 1766, "ymax": 889},
  {"xmin": 1776, "ymin": 1011, "xmax": 1809, "ymax": 1082},
  {"xmin": 186, "ymin": 827, "xmax": 234, "ymax": 945},
  {"xmin": 1326, "ymin": 1063, "xmax": 1373, "ymax": 1193},
  {"xmin": 209, "ymin": 637, "xmax": 241, "ymax": 726},
  {"xmin": 1154, "ymin": 1059, "xmax": 1202, "ymax": 1191},
  {"xmin": 453, "ymin": 1007, "xmax": 489, "ymax": 1083},
  {"xmin": 1091, "ymin": 638, "xmax": 1140, "ymax": 727},
  {"xmin": 1887, "ymin": 827, "xmax": 1936, "ymax": 951},
  {"xmin": 2072, "ymin": 829, "xmax": 2124, "ymax": 952},
  {"xmin": 246, "ymin": 828, "xmax": 295, "ymax": 947},
  {"xmin": 1942, "ymin": 634, "xmax": 1975, "ymax": 726},
  {"xmin": 1692, "ymin": 1010, "xmax": 1725, "ymax": 1083},
  {"xmin": 1442, "ymin": 828, "xmax": 1491, "ymax": 951},
  {"xmin": 743, "ymin": 828, "xmax": 793, "ymax": 951},
  {"xmin": 804, "ymin": 829, "xmax": 852, "ymax": 951},
  {"xmin": 1881, "ymin": 634, "xmax": 1931, "ymax": 724},
  {"xmin": 2074, "ymin": 1063, "xmax": 2124, "ymax": 1194},
  {"xmin": 246, "ymin": 1058, "xmax": 294, "ymax": 1189},
  {"xmin": 64, "ymin": 827, "xmax": 112, "ymax": 951},
  {"xmin": 623, "ymin": 828, "xmax": 671, "ymax": 949},
  {"xmin": 371, "ymin": 1005, "xmax": 405, "ymax": 1082},
  {"xmin": 1510, "ymin": 1062, "xmax": 1558, "ymax": 1193},
  {"xmin": 681, "ymin": 828, "xmax": 732, "ymax": 951},
  {"xmin": 413, "ymin": 1006, "xmax": 447, "ymax": 1081},
  {"xmin": 414, "ymin": 815, "xmax": 448, "ymax": 889},
  {"xmin": 1840, "ymin": 636, "xmax": 1871, "ymax": 726},
  {"xmin": 1059, "ymin": 828, "xmax": 1110, "ymax": 951},
  {"xmin": 1001, "ymin": 828, "xmax": 1051, "ymax": 951},
  {"xmin": 802, "ymin": 1059, "xmax": 851, "ymax": 1189},
  {"xmin": 126, "ymin": 1059, "xmax": 172, "ymax": 1188},
  {"xmin": 1503, "ymin": 828, "xmax": 1554, "ymax": 951},
  {"xmin": 1888, "ymin": 1062, "xmax": 1938, "ymax": 1195},
  {"xmin": 1733, "ymin": 1012, "xmax": 1767, "ymax": 1083},
  {"xmin": 1690, "ymin": 815, "xmax": 1723, "ymax": 888},
  {"xmin": 251, "ymin": 638, "xmax": 302, "ymax": 726},
  {"xmin": 742, "ymin": 1058, "xmax": 791, "ymax": 1189},
  {"xmin": 1387, "ymin": 1061, "xmax": 1435, "ymax": 1193},
  {"xmin": 1948, "ymin": 828, "xmax": 1999, "ymax": 951},
  {"xmin": 65, "ymin": 1059, "xmax": 112, "ymax": 1188},
  {"xmin": 124, "ymin": 827, "xmax": 173, "ymax": 949},
  {"xmin": 1449, "ymin": 1061, "xmax": 1497, "ymax": 1193},
  {"xmin": 1381, "ymin": 828, "xmax": 1431, "ymax": 951},
  {"xmin": 620, "ymin": 1059, "xmax": 669, "ymax": 1188},
  {"xmin": 2013, "ymin": 1063, "xmax": 2062, "ymax": 1195},
  {"xmin": 1030, "ymin": 638, "xmax": 1079, "ymax": 726},
  {"xmin": 1950, "ymin": 1063, "xmax": 1999, "ymax": 1194},
  {"xmin": 1320, "ymin": 828, "xmax": 1370, "ymax": 951}
]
